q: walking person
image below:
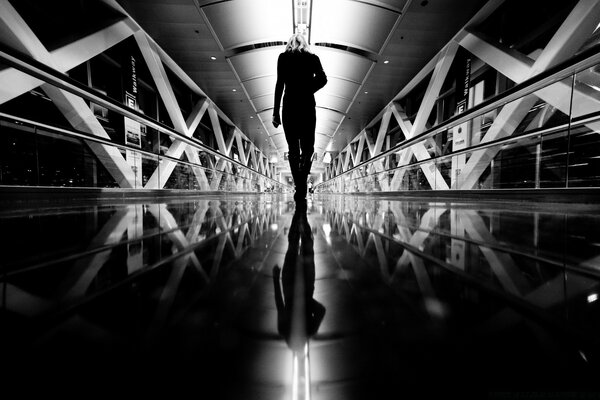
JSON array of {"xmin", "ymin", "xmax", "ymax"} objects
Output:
[{"xmin": 272, "ymin": 33, "xmax": 327, "ymax": 201}]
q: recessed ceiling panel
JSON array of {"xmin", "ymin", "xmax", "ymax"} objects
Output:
[
  {"xmin": 314, "ymin": 93, "xmax": 352, "ymax": 114},
  {"xmin": 202, "ymin": 0, "xmax": 292, "ymax": 50},
  {"xmin": 316, "ymin": 108, "xmax": 344, "ymax": 125},
  {"xmin": 229, "ymin": 47, "xmax": 283, "ymax": 81},
  {"xmin": 314, "ymin": 48, "xmax": 374, "ymax": 83},
  {"xmin": 243, "ymin": 76, "xmax": 277, "ymax": 99},
  {"xmin": 251, "ymin": 94, "xmax": 273, "ymax": 112},
  {"xmin": 311, "ymin": 0, "xmax": 399, "ymax": 54},
  {"xmin": 270, "ymin": 134, "xmax": 288, "ymax": 148},
  {"xmin": 315, "ymin": 134, "xmax": 331, "ymax": 147},
  {"xmin": 319, "ymin": 77, "xmax": 361, "ymax": 101},
  {"xmin": 258, "ymin": 109, "xmax": 283, "ymax": 136}
]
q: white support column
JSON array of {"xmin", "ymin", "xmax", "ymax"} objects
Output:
[
  {"xmin": 392, "ymin": 43, "xmax": 459, "ymax": 190},
  {"xmin": 355, "ymin": 135, "xmax": 366, "ymax": 164},
  {"xmin": 144, "ymin": 99, "xmax": 210, "ymax": 189},
  {"xmin": 373, "ymin": 108, "xmax": 393, "ymax": 157},
  {"xmin": 235, "ymin": 130, "xmax": 247, "ymax": 165},
  {"xmin": 342, "ymin": 149, "xmax": 351, "ymax": 171},
  {"xmin": 208, "ymin": 106, "xmax": 229, "ymax": 156},
  {"xmin": 135, "ymin": 31, "xmax": 187, "ymax": 133},
  {"xmin": 0, "ymin": 17, "xmax": 136, "ymax": 104}
]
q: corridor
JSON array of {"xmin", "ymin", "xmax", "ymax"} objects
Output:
[{"xmin": 2, "ymin": 193, "xmax": 599, "ymax": 398}]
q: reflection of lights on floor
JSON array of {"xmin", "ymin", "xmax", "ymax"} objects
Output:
[
  {"xmin": 322, "ymin": 223, "xmax": 331, "ymax": 245},
  {"xmin": 292, "ymin": 343, "xmax": 311, "ymax": 400}
]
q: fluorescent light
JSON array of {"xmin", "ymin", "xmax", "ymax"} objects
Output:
[{"xmin": 294, "ymin": 0, "xmax": 311, "ymax": 37}]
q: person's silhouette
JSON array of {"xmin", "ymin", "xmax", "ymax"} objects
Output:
[
  {"xmin": 273, "ymin": 202, "xmax": 325, "ymax": 351},
  {"xmin": 272, "ymin": 33, "xmax": 327, "ymax": 201}
]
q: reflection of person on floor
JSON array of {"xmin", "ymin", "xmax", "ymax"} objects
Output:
[{"xmin": 273, "ymin": 203, "xmax": 325, "ymax": 351}]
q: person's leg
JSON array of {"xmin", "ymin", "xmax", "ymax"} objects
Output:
[
  {"xmin": 282, "ymin": 109, "xmax": 304, "ymax": 197},
  {"xmin": 299, "ymin": 108, "xmax": 316, "ymax": 183},
  {"xmin": 284, "ymin": 105, "xmax": 315, "ymax": 201}
]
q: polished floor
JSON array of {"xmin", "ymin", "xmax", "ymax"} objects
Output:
[{"xmin": 1, "ymin": 193, "xmax": 600, "ymax": 399}]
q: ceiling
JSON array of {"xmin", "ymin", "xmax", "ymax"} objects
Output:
[{"xmin": 116, "ymin": 0, "xmax": 489, "ymax": 173}]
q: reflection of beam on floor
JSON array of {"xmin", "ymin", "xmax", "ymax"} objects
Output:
[
  {"xmin": 579, "ymin": 254, "xmax": 600, "ymax": 272},
  {"xmin": 351, "ymin": 224, "xmax": 366, "ymax": 255},
  {"xmin": 0, "ymin": 283, "xmax": 51, "ymax": 318},
  {"xmin": 33, "ymin": 315, "xmax": 116, "ymax": 350},
  {"xmin": 144, "ymin": 203, "xmax": 213, "ymax": 342},
  {"xmin": 369, "ymin": 233, "xmax": 392, "ymax": 283},
  {"xmin": 390, "ymin": 206, "xmax": 440, "ymax": 298},
  {"xmin": 60, "ymin": 207, "xmax": 135, "ymax": 304},
  {"xmin": 148, "ymin": 204, "xmax": 203, "ymax": 271},
  {"xmin": 459, "ymin": 210, "xmax": 530, "ymax": 296},
  {"xmin": 475, "ymin": 272, "xmax": 598, "ymax": 338},
  {"xmin": 0, "ymin": 206, "xmax": 136, "ymax": 317}
]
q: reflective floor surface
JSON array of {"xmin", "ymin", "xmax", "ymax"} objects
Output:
[{"xmin": 1, "ymin": 193, "xmax": 600, "ymax": 399}]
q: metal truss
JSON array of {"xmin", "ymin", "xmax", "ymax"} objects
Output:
[
  {"xmin": 324, "ymin": 0, "xmax": 600, "ymax": 191},
  {"xmin": 0, "ymin": 199, "xmax": 279, "ymax": 341},
  {"xmin": 0, "ymin": 0, "xmax": 275, "ymax": 190}
]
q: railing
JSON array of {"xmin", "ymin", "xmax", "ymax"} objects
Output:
[
  {"xmin": 0, "ymin": 44, "xmax": 289, "ymax": 194},
  {"xmin": 0, "ymin": 113, "xmax": 283, "ymax": 192},
  {"xmin": 317, "ymin": 44, "xmax": 600, "ymax": 193}
]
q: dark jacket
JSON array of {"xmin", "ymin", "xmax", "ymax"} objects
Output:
[{"xmin": 274, "ymin": 51, "xmax": 327, "ymax": 112}]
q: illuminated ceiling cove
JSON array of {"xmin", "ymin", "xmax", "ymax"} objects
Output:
[{"xmin": 118, "ymin": 0, "xmax": 488, "ymax": 174}]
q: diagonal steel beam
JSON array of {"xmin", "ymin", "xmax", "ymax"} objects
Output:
[
  {"xmin": 0, "ymin": 17, "xmax": 136, "ymax": 104},
  {"xmin": 456, "ymin": 0, "xmax": 600, "ymax": 189},
  {"xmin": 144, "ymin": 99, "xmax": 210, "ymax": 189}
]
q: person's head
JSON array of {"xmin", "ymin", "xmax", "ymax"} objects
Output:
[{"xmin": 285, "ymin": 33, "xmax": 311, "ymax": 53}]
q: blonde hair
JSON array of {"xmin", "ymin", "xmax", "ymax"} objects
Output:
[{"xmin": 285, "ymin": 33, "xmax": 311, "ymax": 53}]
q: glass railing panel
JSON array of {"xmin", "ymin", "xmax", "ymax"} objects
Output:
[
  {"xmin": 572, "ymin": 64, "xmax": 600, "ymax": 120},
  {"xmin": 140, "ymin": 152, "xmax": 159, "ymax": 189},
  {"xmin": 164, "ymin": 160, "xmax": 199, "ymax": 190},
  {"xmin": 393, "ymin": 162, "xmax": 434, "ymax": 191},
  {"xmin": 0, "ymin": 118, "xmax": 38, "ymax": 186},
  {"xmin": 453, "ymin": 134, "xmax": 540, "ymax": 190},
  {"xmin": 566, "ymin": 123, "xmax": 600, "ymax": 188},
  {"xmin": 36, "ymin": 129, "xmax": 90, "ymax": 187},
  {"xmin": 317, "ymin": 70, "xmax": 600, "ymax": 193},
  {"xmin": 539, "ymin": 125, "xmax": 569, "ymax": 188}
]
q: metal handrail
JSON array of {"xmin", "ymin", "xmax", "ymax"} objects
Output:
[{"xmin": 0, "ymin": 113, "xmax": 282, "ymax": 186}]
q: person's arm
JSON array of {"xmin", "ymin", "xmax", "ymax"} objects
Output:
[
  {"xmin": 312, "ymin": 55, "xmax": 327, "ymax": 93},
  {"xmin": 273, "ymin": 54, "xmax": 284, "ymax": 127}
]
